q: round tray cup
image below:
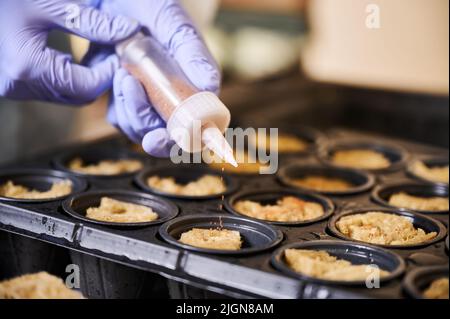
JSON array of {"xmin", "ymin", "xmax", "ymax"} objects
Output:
[
  {"xmin": 317, "ymin": 140, "xmax": 409, "ymax": 173},
  {"xmin": 278, "ymin": 164, "xmax": 376, "ymax": 196},
  {"xmin": 52, "ymin": 148, "xmax": 146, "ymax": 179},
  {"xmin": 62, "ymin": 190, "xmax": 178, "ymax": 227},
  {"xmin": 403, "ymin": 265, "xmax": 449, "ymax": 299},
  {"xmin": 372, "ymin": 182, "xmax": 449, "ymax": 214},
  {"xmin": 0, "ymin": 169, "xmax": 87, "ymax": 203},
  {"xmin": 135, "ymin": 165, "xmax": 239, "ymax": 200},
  {"xmin": 407, "ymin": 157, "xmax": 449, "ymax": 187},
  {"xmin": 271, "ymin": 240, "xmax": 406, "ymax": 286},
  {"xmin": 328, "ymin": 208, "xmax": 448, "ymax": 249},
  {"xmin": 225, "ymin": 188, "xmax": 335, "ymax": 226},
  {"xmin": 159, "ymin": 214, "xmax": 283, "ymax": 255}
]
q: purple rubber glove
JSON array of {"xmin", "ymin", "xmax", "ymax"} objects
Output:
[
  {"xmin": 86, "ymin": 0, "xmax": 221, "ymax": 157},
  {"xmin": 0, "ymin": 0, "xmax": 139, "ymax": 105}
]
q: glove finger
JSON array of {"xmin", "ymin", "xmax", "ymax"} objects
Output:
[
  {"xmin": 106, "ymin": 93, "xmax": 119, "ymax": 128},
  {"xmin": 142, "ymin": 128, "xmax": 174, "ymax": 158},
  {"xmin": 151, "ymin": 1, "xmax": 220, "ymax": 94},
  {"xmin": 115, "ymin": 102, "xmax": 141, "ymax": 144},
  {"xmin": 121, "ymin": 75, "xmax": 166, "ymax": 138},
  {"xmin": 40, "ymin": 48, "xmax": 119, "ymax": 104},
  {"xmin": 113, "ymin": 69, "xmax": 141, "ymax": 143},
  {"xmin": 51, "ymin": 3, "xmax": 139, "ymax": 44},
  {"xmin": 107, "ymin": 68, "xmax": 128, "ymax": 127}
]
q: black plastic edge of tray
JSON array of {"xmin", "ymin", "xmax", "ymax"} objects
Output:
[
  {"xmin": 159, "ymin": 214, "xmax": 284, "ymax": 255},
  {"xmin": 135, "ymin": 165, "xmax": 240, "ymax": 200},
  {"xmin": 52, "ymin": 147, "xmax": 147, "ymax": 179},
  {"xmin": 277, "ymin": 163, "xmax": 376, "ymax": 196},
  {"xmin": 271, "ymin": 240, "xmax": 406, "ymax": 286},
  {"xmin": 0, "ymin": 168, "xmax": 87, "ymax": 203},
  {"xmin": 406, "ymin": 157, "xmax": 449, "ymax": 187},
  {"xmin": 225, "ymin": 188, "xmax": 335, "ymax": 226},
  {"xmin": 62, "ymin": 189, "xmax": 179, "ymax": 227},
  {"xmin": 402, "ymin": 265, "xmax": 449, "ymax": 299},
  {"xmin": 371, "ymin": 182, "xmax": 449, "ymax": 214},
  {"xmin": 327, "ymin": 207, "xmax": 448, "ymax": 249},
  {"xmin": 316, "ymin": 140, "xmax": 409, "ymax": 173}
]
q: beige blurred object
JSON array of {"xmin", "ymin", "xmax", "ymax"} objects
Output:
[
  {"xmin": 69, "ymin": 0, "xmax": 219, "ymax": 61},
  {"xmin": 181, "ymin": 0, "xmax": 220, "ymax": 30},
  {"xmin": 302, "ymin": 0, "xmax": 449, "ymax": 95},
  {"xmin": 182, "ymin": 0, "xmax": 224, "ymax": 68},
  {"xmin": 231, "ymin": 27, "xmax": 301, "ymax": 80},
  {"xmin": 203, "ymin": 27, "xmax": 231, "ymax": 69},
  {"xmin": 70, "ymin": 35, "xmax": 90, "ymax": 63},
  {"xmin": 68, "ymin": 35, "xmax": 115, "ymax": 142},
  {"xmin": 69, "ymin": 95, "xmax": 116, "ymax": 142},
  {"xmin": 221, "ymin": 0, "xmax": 306, "ymax": 14}
]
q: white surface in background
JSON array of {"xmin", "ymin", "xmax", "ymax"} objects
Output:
[
  {"xmin": 302, "ymin": 0, "xmax": 449, "ymax": 95},
  {"xmin": 230, "ymin": 27, "xmax": 300, "ymax": 80},
  {"xmin": 180, "ymin": 0, "xmax": 220, "ymax": 30}
]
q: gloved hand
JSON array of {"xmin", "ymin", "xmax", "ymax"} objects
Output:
[
  {"xmin": 0, "ymin": 0, "xmax": 139, "ymax": 105},
  {"xmin": 85, "ymin": 0, "xmax": 221, "ymax": 157}
]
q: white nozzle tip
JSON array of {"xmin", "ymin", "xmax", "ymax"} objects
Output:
[
  {"xmin": 202, "ymin": 124, "xmax": 237, "ymax": 167},
  {"xmin": 224, "ymin": 153, "xmax": 238, "ymax": 167}
]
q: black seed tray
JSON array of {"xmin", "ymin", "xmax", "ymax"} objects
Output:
[{"xmin": 0, "ymin": 129, "xmax": 448, "ymax": 299}]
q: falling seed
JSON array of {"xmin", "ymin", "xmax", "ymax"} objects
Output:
[{"xmin": 218, "ymin": 166, "xmax": 225, "ymax": 211}]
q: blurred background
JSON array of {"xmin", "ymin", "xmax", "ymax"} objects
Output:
[{"xmin": 0, "ymin": 0, "xmax": 448, "ymax": 165}]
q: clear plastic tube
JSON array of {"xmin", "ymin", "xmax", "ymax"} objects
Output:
[
  {"xmin": 117, "ymin": 33, "xmax": 236, "ymax": 166},
  {"xmin": 117, "ymin": 33, "xmax": 196, "ymax": 121}
]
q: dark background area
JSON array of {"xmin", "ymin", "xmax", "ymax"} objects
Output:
[{"xmin": 223, "ymin": 73, "xmax": 449, "ymax": 148}]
